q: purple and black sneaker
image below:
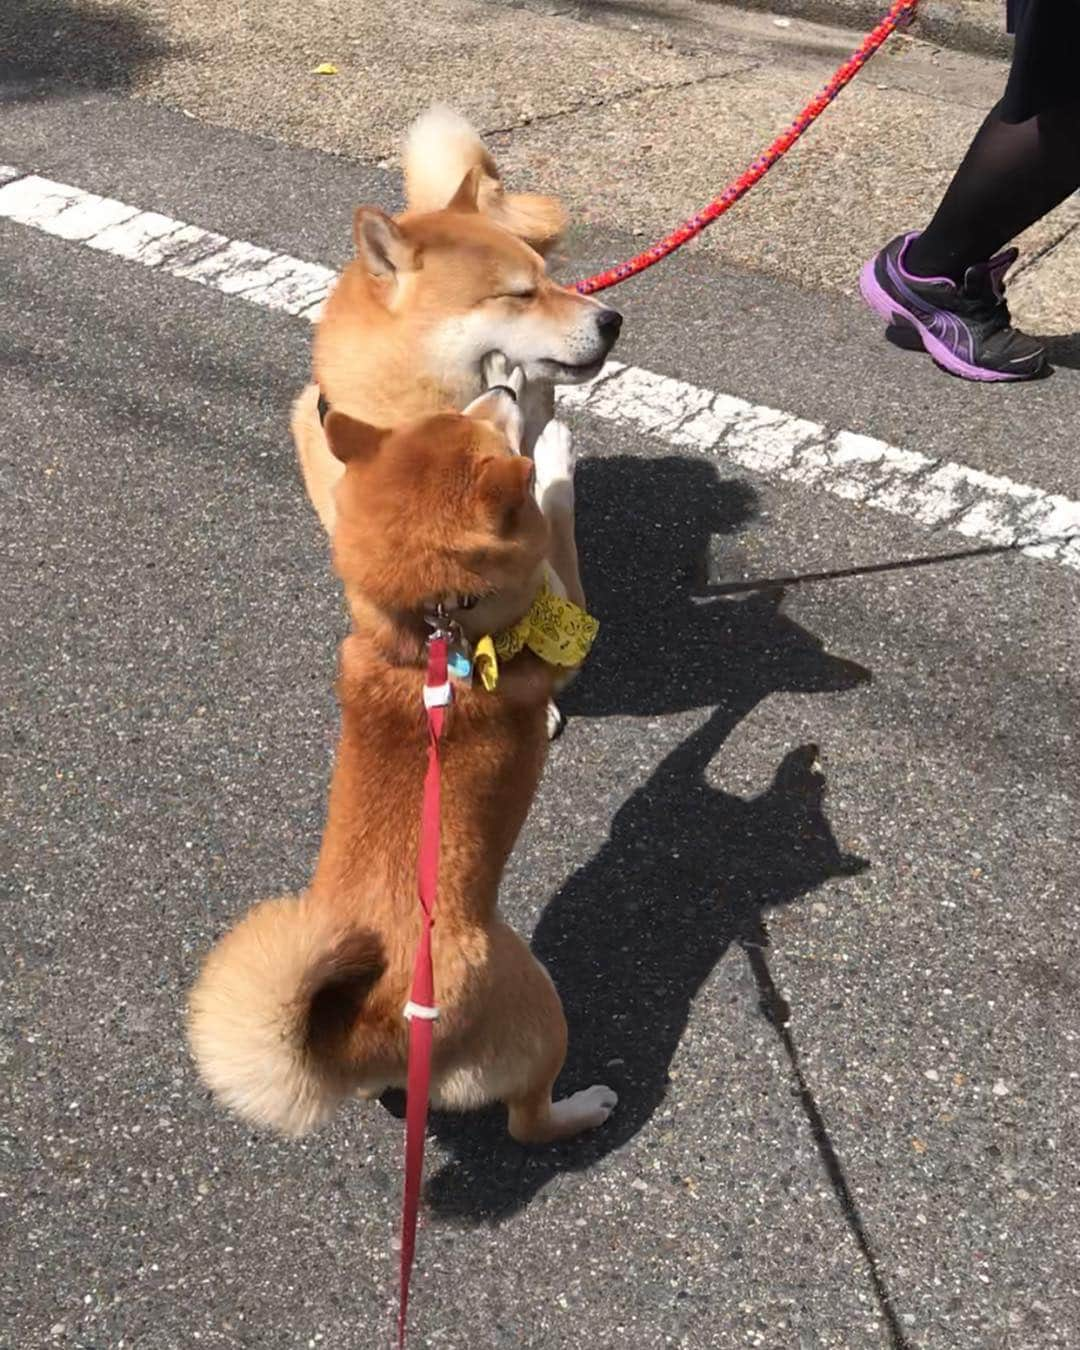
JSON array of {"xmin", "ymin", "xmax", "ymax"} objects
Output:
[{"xmin": 859, "ymin": 233, "xmax": 1047, "ymax": 382}]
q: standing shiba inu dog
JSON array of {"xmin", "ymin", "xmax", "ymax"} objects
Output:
[
  {"xmin": 189, "ymin": 391, "xmax": 617, "ymax": 1143},
  {"xmin": 291, "ymin": 105, "xmax": 622, "ymax": 625}
]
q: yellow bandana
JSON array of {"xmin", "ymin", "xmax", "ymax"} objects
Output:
[{"xmin": 473, "ymin": 579, "xmax": 599, "ymax": 692}]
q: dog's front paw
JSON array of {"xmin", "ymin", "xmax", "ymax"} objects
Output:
[
  {"xmin": 546, "ymin": 700, "xmax": 565, "ymax": 742},
  {"xmin": 532, "ymin": 418, "xmax": 575, "ymax": 496},
  {"xmin": 481, "ymin": 352, "xmax": 525, "ymax": 399},
  {"xmin": 481, "ymin": 351, "xmax": 511, "ymax": 388}
]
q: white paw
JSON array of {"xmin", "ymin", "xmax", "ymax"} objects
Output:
[
  {"xmin": 546, "ymin": 700, "xmax": 565, "ymax": 741},
  {"xmin": 532, "ymin": 418, "xmax": 575, "ymax": 495},
  {"xmin": 481, "ymin": 351, "xmax": 510, "ymax": 387},
  {"xmin": 550, "ymin": 1084, "xmax": 618, "ymax": 1132},
  {"xmin": 481, "ymin": 352, "xmax": 525, "ymax": 398}
]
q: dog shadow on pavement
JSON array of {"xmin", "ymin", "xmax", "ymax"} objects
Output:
[{"xmin": 423, "ymin": 453, "xmax": 873, "ymax": 1226}]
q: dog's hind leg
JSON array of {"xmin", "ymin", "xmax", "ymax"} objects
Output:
[
  {"xmin": 502, "ymin": 975, "xmax": 618, "ymax": 1145},
  {"xmin": 448, "ymin": 928, "xmax": 615, "ymax": 1139},
  {"xmin": 509, "ymin": 1080, "xmax": 619, "ymax": 1145},
  {"xmin": 435, "ymin": 923, "xmax": 616, "ymax": 1142}
]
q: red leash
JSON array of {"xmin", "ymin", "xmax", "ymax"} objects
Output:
[
  {"xmin": 394, "ymin": 4, "xmax": 921, "ymax": 1333},
  {"xmin": 574, "ymin": 0, "xmax": 919, "ymax": 295},
  {"xmin": 398, "ymin": 628, "xmax": 451, "ymax": 1348}
]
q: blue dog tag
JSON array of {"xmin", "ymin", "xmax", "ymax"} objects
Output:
[{"xmin": 448, "ymin": 648, "xmax": 473, "ymax": 683}]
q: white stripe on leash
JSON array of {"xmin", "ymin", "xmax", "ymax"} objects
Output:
[{"xmin": 1, "ymin": 168, "xmax": 1077, "ymax": 574}]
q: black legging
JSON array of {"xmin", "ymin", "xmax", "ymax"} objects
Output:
[{"xmin": 904, "ymin": 100, "xmax": 1080, "ymax": 283}]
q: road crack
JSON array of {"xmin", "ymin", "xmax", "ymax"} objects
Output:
[{"xmin": 481, "ymin": 60, "xmax": 760, "ymax": 138}]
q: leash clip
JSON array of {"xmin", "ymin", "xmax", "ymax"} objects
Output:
[
  {"xmin": 424, "ymin": 599, "xmax": 457, "ymax": 645},
  {"xmin": 423, "ymin": 601, "xmax": 455, "ymax": 709}
]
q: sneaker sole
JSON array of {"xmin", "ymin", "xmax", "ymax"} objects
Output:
[{"xmin": 858, "ymin": 258, "xmax": 1033, "ymax": 383}]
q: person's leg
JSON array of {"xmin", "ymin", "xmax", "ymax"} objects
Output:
[
  {"xmin": 859, "ymin": 99, "xmax": 1080, "ymax": 381},
  {"xmin": 905, "ymin": 101, "xmax": 1080, "ymax": 282}
]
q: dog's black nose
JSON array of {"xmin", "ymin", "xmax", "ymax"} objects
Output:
[{"xmin": 596, "ymin": 308, "xmax": 623, "ymax": 344}]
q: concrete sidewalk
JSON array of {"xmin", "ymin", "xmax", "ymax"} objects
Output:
[
  {"xmin": 710, "ymin": 0, "xmax": 1011, "ymax": 59},
  {"xmin": 3, "ymin": 0, "xmax": 1077, "ymax": 331}
]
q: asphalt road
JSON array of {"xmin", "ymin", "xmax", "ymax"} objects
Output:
[{"xmin": 3, "ymin": 67, "xmax": 1079, "ymax": 1350}]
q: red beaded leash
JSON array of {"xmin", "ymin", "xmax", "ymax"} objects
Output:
[{"xmin": 574, "ymin": 0, "xmax": 919, "ymax": 296}]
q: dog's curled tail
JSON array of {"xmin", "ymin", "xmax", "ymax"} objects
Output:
[
  {"xmin": 404, "ymin": 105, "xmax": 566, "ymax": 252},
  {"xmin": 187, "ymin": 894, "xmax": 383, "ymax": 1136},
  {"xmin": 404, "ymin": 104, "xmax": 498, "ymax": 213}
]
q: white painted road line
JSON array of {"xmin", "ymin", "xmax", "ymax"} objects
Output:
[
  {"xmin": 558, "ymin": 365, "xmax": 1080, "ymax": 570},
  {"xmin": 0, "ymin": 172, "xmax": 335, "ymax": 317},
  {"xmin": 2, "ymin": 168, "xmax": 1078, "ymax": 574}
]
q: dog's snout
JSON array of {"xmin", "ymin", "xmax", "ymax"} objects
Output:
[{"xmin": 595, "ymin": 308, "xmax": 623, "ymax": 345}]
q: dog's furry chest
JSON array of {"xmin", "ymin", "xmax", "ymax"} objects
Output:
[{"xmin": 317, "ymin": 679, "xmax": 549, "ymax": 907}]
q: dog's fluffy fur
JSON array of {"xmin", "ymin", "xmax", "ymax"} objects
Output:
[
  {"xmin": 291, "ymin": 104, "xmax": 621, "ymax": 611},
  {"xmin": 189, "ymin": 401, "xmax": 616, "ymax": 1142},
  {"xmin": 403, "ymin": 105, "xmax": 569, "ymax": 247}
]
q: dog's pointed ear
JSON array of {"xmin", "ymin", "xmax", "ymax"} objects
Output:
[
  {"xmin": 477, "ymin": 455, "xmax": 534, "ymax": 526},
  {"xmin": 353, "ymin": 207, "xmax": 417, "ymax": 280},
  {"xmin": 463, "ymin": 386, "xmax": 523, "ymax": 454},
  {"xmin": 324, "ymin": 410, "xmax": 387, "ymax": 466},
  {"xmin": 482, "ymin": 190, "xmax": 568, "ymax": 256},
  {"xmin": 446, "ymin": 166, "xmax": 482, "ymax": 214}
]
